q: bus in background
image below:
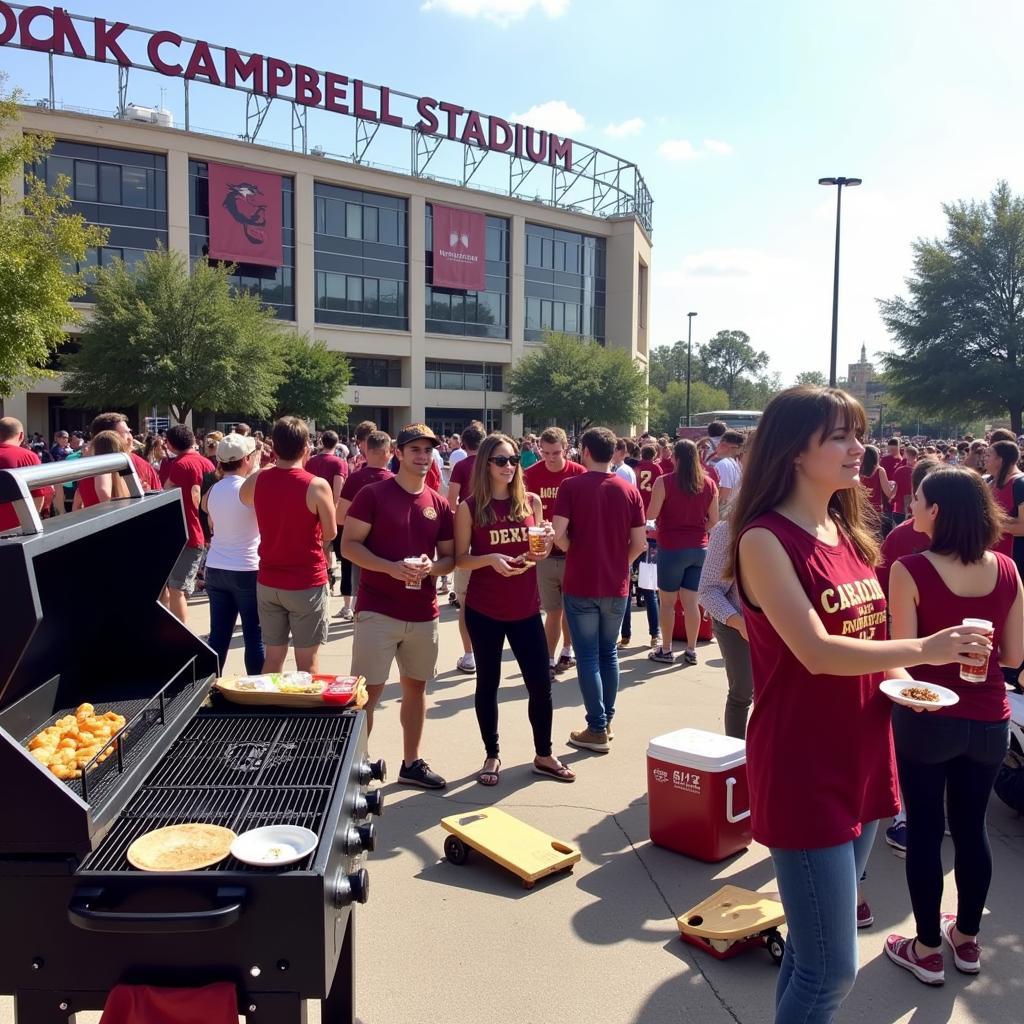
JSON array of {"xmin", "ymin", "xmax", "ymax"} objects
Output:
[{"xmin": 677, "ymin": 410, "xmax": 763, "ymax": 437}]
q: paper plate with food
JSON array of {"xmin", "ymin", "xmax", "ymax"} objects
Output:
[
  {"xmin": 880, "ymin": 679, "xmax": 960, "ymax": 711},
  {"xmin": 215, "ymin": 673, "xmax": 367, "ymax": 709}
]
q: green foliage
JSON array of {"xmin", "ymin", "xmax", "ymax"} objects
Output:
[
  {"xmin": 880, "ymin": 180, "xmax": 1024, "ymax": 433},
  {"xmin": 648, "ymin": 339, "xmax": 704, "ymax": 391},
  {"xmin": 697, "ymin": 330, "xmax": 770, "ymax": 405},
  {"xmin": 794, "ymin": 370, "xmax": 828, "ymax": 388},
  {"xmin": 647, "ymin": 381, "xmax": 730, "ymax": 435},
  {"xmin": 0, "ymin": 78, "xmax": 107, "ymax": 394},
  {"xmin": 275, "ymin": 336, "xmax": 351, "ymax": 424},
  {"xmin": 506, "ymin": 332, "xmax": 648, "ymax": 429},
  {"xmin": 63, "ymin": 248, "xmax": 286, "ymax": 423}
]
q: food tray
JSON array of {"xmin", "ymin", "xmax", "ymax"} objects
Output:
[{"xmin": 215, "ymin": 675, "xmax": 367, "ymax": 709}]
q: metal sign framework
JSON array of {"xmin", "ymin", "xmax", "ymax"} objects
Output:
[{"xmin": 8, "ymin": 5, "xmax": 653, "ymax": 234}]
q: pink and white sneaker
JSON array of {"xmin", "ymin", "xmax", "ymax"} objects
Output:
[
  {"xmin": 856, "ymin": 900, "xmax": 874, "ymax": 928},
  {"xmin": 885, "ymin": 935, "xmax": 945, "ymax": 985},
  {"xmin": 940, "ymin": 914, "xmax": 981, "ymax": 974}
]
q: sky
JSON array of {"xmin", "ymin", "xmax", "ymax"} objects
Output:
[{"xmin": 4, "ymin": 0, "xmax": 1024, "ymax": 385}]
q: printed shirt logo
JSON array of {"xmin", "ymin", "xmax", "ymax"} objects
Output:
[
  {"xmin": 422, "ymin": 506, "xmax": 438, "ymax": 520},
  {"xmin": 818, "ymin": 574, "xmax": 887, "ymax": 640}
]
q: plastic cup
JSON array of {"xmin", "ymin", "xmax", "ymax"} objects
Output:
[
  {"xmin": 960, "ymin": 618, "xmax": 993, "ymax": 683},
  {"xmin": 528, "ymin": 526, "xmax": 546, "ymax": 555},
  {"xmin": 404, "ymin": 557, "xmax": 423, "ymax": 590}
]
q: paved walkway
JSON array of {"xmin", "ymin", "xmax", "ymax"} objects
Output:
[{"xmin": 6, "ymin": 591, "xmax": 1024, "ymax": 1024}]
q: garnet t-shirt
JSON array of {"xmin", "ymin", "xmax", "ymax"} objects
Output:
[
  {"xmin": 130, "ymin": 451, "xmax": 161, "ymax": 492},
  {"xmin": 634, "ymin": 459, "xmax": 663, "ymax": 514},
  {"xmin": 253, "ymin": 466, "xmax": 327, "ymax": 590},
  {"xmin": 306, "ymin": 452, "xmax": 348, "ymax": 489},
  {"xmin": 339, "ymin": 465, "xmax": 393, "ymax": 504},
  {"xmin": 347, "ymin": 478, "xmax": 454, "ymax": 622},
  {"xmin": 0, "ymin": 443, "xmax": 46, "ymax": 531},
  {"xmin": 523, "ymin": 459, "xmax": 586, "ymax": 521},
  {"xmin": 166, "ymin": 451, "xmax": 207, "ymax": 549},
  {"xmin": 737, "ymin": 510, "xmax": 898, "ymax": 849},
  {"xmin": 656, "ymin": 475, "xmax": 718, "ymax": 550},
  {"xmin": 553, "ymin": 471, "xmax": 646, "ymax": 598},
  {"xmin": 891, "ymin": 463, "xmax": 913, "ymax": 515},
  {"xmin": 901, "ymin": 551, "xmax": 1017, "ymax": 721},
  {"xmin": 464, "ymin": 496, "xmax": 541, "ymax": 621},
  {"xmin": 880, "ymin": 453, "xmax": 903, "ymax": 509},
  {"xmin": 448, "ymin": 453, "xmax": 477, "ymax": 501},
  {"xmin": 990, "ymin": 476, "xmax": 1022, "ymax": 556},
  {"xmin": 877, "ymin": 518, "xmax": 930, "ymax": 596}
]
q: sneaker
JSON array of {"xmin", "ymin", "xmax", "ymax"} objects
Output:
[
  {"xmin": 648, "ymin": 648, "xmax": 674, "ymax": 664},
  {"xmin": 548, "ymin": 663, "xmax": 558, "ymax": 682},
  {"xmin": 554, "ymin": 653, "xmax": 576, "ymax": 674},
  {"xmin": 650, "ymin": 634, "xmax": 662, "ymax": 649},
  {"xmin": 940, "ymin": 914, "xmax": 981, "ymax": 974},
  {"xmin": 448, "ymin": 593, "xmax": 460, "ymax": 607},
  {"xmin": 618, "ymin": 637, "xmax": 631, "ymax": 649},
  {"xmin": 398, "ymin": 759, "xmax": 447, "ymax": 789},
  {"xmin": 607, "ymin": 723, "xmax": 615, "ymax": 741},
  {"xmin": 885, "ymin": 821, "xmax": 907, "ymax": 857},
  {"xmin": 681, "ymin": 649, "xmax": 698, "ymax": 666},
  {"xmin": 567, "ymin": 727, "xmax": 610, "ymax": 753},
  {"xmin": 456, "ymin": 654, "xmax": 476, "ymax": 673},
  {"xmin": 884, "ymin": 935, "xmax": 944, "ymax": 985},
  {"xmin": 856, "ymin": 900, "xmax": 874, "ymax": 928},
  {"xmin": 334, "ymin": 605, "xmax": 354, "ymax": 620},
  {"xmin": 438, "ymin": 577, "xmax": 450, "ymax": 594}
]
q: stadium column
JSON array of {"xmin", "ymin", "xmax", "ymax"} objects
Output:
[
  {"xmin": 508, "ymin": 213, "xmax": 526, "ymax": 438},
  {"xmin": 408, "ymin": 193, "xmax": 427, "ymax": 423},
  {"xmin": 166, "ymin": 148, "xmax": 190, "ymax": 258},
  {"xmin": 294, "ymin": 172, "xmax": 315, "ymax": 336}
]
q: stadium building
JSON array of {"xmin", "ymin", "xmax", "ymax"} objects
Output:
[{"xmin": 0, "ymin": 5, "xmax": 653, "ymax": 439}]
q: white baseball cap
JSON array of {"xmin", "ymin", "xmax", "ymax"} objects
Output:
[{"xmin": 217, "ymin": 433, "xmax": 258, "ymax": 461}]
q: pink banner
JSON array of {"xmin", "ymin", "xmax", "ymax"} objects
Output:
[
  {"xmin": 207, "ymin": 162, "xmax": 283, "ymax": 267},
  {"xmin": 432, "ymin": 204, "xmax": 486, "ymax": 291}
]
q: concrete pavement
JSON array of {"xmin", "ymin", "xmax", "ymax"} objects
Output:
[{"xmin": 5, "ymin": 589, "xmax": 1024, "ymax": 1024}]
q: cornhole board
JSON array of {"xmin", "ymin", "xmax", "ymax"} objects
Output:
[
  {"xmin": 677, "ymin": 885, "xmax": 786, "ymax": 965},
  {"xmin": 439, "ymin": 808, "xmax": 580, "ymax": 889}
]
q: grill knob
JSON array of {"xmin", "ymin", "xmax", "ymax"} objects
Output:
[
  {"xmin": 361, "ymin": 789, "xmax": 384, "ymax": 817},
  {"xmin": 358, "ymin": 758, "xmax": 387, "ymax": 785},
  {"xmin": 343, "ymin": 822, "xmax": 376, "ymax": 854},
  {"xmin": 333, "ymin": 868, "xmax": 370, "ymax": 908}
]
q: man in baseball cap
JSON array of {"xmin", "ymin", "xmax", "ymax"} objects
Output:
[{"xmin": 216, "ymin": 432, "xmax": 258, "ymax": 464}]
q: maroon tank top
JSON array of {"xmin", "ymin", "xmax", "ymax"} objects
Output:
[
  {"xmin": 656, "ymin": 475, "xmax": 717, "ymax": 550},
  {"xmin": 737, "ymin": 510, "xmax": 898, "ymax": 849},
  {"xmin": 861, "ymin": 469, "xmax": 884, "ymax": 511},
  {"xmin": 901, "ymin": 551, "xmax": 1017, "ymax": 721},
  {"xmin": 990, "ymin": 476, "xmax": 1021, "ymax": 557},
  {"xmin": 464, "ymin": 496, "xmax": 541, "ymax": 621},
  {"xmin": 253, "ymin": 467, "xmax": 327, "ymax": 590}
]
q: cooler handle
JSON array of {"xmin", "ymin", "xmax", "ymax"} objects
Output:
[{"xmin": 725, "ymin": 777, "xmax": 750, "ymax": 823}]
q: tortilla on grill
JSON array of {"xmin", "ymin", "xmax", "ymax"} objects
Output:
[{"xmin": 127, "ymin": 823, "xmax": 237, "ymax": 872}]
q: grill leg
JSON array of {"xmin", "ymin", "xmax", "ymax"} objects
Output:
[
  {"xmin": 321, "ymin": 913, "xmax": 354, "ymax": 1024},
  {"xmin": 13, "ymin": 991, "xmax": 75, "ymax": 1024},
  {"xmin": 243, "ymin": 994, "xmax": 307, "ymax": 1024}
]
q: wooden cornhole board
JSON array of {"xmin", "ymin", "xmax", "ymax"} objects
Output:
[
  {"xmin": 439, "ymin": 807, "xmax": 580, "ymax": 889},
  {"xmin": 677, "ymin": 884, "xmax": 787, "ymax": 964}
]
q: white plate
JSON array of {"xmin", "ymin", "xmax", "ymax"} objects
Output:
[
  {"xmin": 231, "ymin": 825, "xmax": 318, "ymax": 867},
  {"xmin": 880, "ymin": 679, "xmax": 960, "ymax": 711}
]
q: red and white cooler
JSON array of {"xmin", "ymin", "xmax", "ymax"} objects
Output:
[{"xmin": 647, "ymin": 728, "xmax": 751, "ymax": 862}]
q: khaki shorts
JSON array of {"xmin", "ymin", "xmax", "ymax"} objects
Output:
[
  {"xmin": 351, "ymin": 610, "xmax": 438, "ymax": 685},
  {"xmin": 257, "ymin": 583, "xmax": 329, "ymax": 648},
  {"xmin": 167, "ymin": 545, "xmax": 204, "ymax": 595},
  {"xmin": 536, "ymin": 556, "xmax": 566, "ymax": 612},
  {"xmin": 454, "ymin": 566, "xmax": 472, "ymax": 601}
]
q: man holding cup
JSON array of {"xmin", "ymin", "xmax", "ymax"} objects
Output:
[{"xmin": 342, "ymin": 424, "xmax": 455, "ymax": 789}]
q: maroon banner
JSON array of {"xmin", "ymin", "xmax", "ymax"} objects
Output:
[
  {"xmin": 432, "ymin": 204, "xmax": 486, "ymax": 292},
  {"xmin": 207, "ymin": 162, "xmax": 283, "ymax": 267}
]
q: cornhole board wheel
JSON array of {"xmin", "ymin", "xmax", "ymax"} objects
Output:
[
  {"xmin": 440, "ymin": 808, "xmax": 580, "ymax": 889},
  {"xmin": 677, "ymin": 884, "xmax": 786, "ymax": 965}
]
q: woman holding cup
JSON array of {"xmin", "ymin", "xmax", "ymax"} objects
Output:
[
  {"xmin": 885, "ymin": 466, "xmax": 1023, "ymax": 983},
  {"xmin": 454, "ymin": 434, "xmax": 575, "ymax": 785}
]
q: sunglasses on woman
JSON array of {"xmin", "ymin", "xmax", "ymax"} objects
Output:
[{"xmin": 488, "ymin": 455, "xmax": 521, "ymax": 467}]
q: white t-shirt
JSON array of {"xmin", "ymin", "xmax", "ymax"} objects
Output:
[
  {"xmin": 448, "ymin": 448, "xmax": 468, "ymax": 467},
  {"xmin": 432, "ymin": 447, "xmax": 444, "ymax": 474},
  {"xmin": 613, "ymin": 463, "xmax": 637, "ymax": 486},
  {"xmin": 205, "ymin": 475, "xmax": 260, "ymax": 572},
  {"xmin": 714, "ymin": 456, "xmax": 742, "ymax": 490}
]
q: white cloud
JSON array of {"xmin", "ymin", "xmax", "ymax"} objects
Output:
[
  {"xmin": 604, "ymin": 117, "xmax": 646, "ymax": 138},
  {"xmin": 420, "ymin": 0, "xmax": 569, "ymax": 26},
  {"xmin": 703, "ymin": 139, "xmax": 734, "ymax": 156},
  {"xmin": 658, "ymin": 138, "xmax": 733, "ymax": 161},
  {"xmin": 509, "ymin": 100, "xmax": 585, "ymax": 137}
]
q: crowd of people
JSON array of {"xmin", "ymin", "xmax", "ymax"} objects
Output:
[{"xmin": 3, "ymin": 393, "xmax": 1024, "ymax": 1023}]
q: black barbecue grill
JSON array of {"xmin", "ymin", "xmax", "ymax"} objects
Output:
[{"xmin": 0, "ymin": 457, "xmax": 384, "ymax": 1024}]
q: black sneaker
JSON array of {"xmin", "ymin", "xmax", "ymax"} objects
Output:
[{"xmin": 398, "ymin": 759, "xmax": 447, "ymax": 789}]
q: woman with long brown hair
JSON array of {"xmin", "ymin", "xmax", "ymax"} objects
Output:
[
  {"xmin": 454, "ymin": 433, "xmax": 573, "ymax": 785},
  {"xmin": 646, "ymin": 438, "xmax": 719, "ymax": 665},
  {"xmin": 72, "ymin": 430, "xmax": 131, "ymax": 509},
  {"xmin": 727, "ymin": 386, "xmax": 990, "ymax": 1023},
  {"xmin": 983, "ymin": 440, "xmax": 1024, "ymax": 557},
  {"xmin": 858, "ymin": 444, "xmax": 895, "ymax": 533}
]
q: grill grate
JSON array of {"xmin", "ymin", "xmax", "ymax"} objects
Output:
[{"xmin": 79, "ymin": 712, "xmax": 354, "ymax": 874}]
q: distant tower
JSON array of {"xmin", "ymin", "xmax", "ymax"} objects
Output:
[{"xmin": 860, "ymin": 342, "xmax": 867, "ymax": 364}]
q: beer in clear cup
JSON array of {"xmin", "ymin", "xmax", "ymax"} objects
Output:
[
  {"xmin": 960, "ymin": 618, "xmax": 993, "ymax": 682},
  {"xmin": 528, "ymin": 526, "xmax": 546, "ymax": 556},
  {"xmin": 404, "ymin": 557, "xmax": 423, "ymax": 590}
]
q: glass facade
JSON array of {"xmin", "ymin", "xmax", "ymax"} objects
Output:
[
  {"xmin": 349, "ymin": 357, "xmax": 402, "ymax": 388},
  {"xmin": 314, "ymin": 184, "xmax": 408, "ymax": 331},
  {"xmin": 27, "ymin": 141, "xmax": 168, "ymax": 295},
  {"xmin": 189, "ymin": 161, "xmax": 296, "ymax": 321},
  {"xmin": 425, "ymin": 205, "xmax": 509, "ymax": 339},
  {"xmin": 425, "ymin": 407, "xmax": 501, "ymax": 438},
  {"xmin": 524, "ymin": 223, "xmax": 606, "ymax": 343},
  {"xmin": 425, "ymin": 360, "xmax": 503, "ymax": 392}
]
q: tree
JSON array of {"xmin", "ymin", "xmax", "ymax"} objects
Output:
[
  {"xmin": 794, "ymin": 370, "xmax": 828, "ymax": 388},
  {"xmin": 274, "ymin": 336, "xmax": 351, "ymax": 424},
  {"xmin": 698, "ymin": 330, "xmax": 770, "ymax": 405},
  {"xmin": 880, "ymin": 180, "xmax": 1024, "ymax": 433},
  {"xmin": 506, "ymin": 332, "xmax": 648, "ymax": 429},
  {"xmin": 0, "ymin": 79, "xmax": 107, "ymax": 394},
  {"xmin": 648, "ymin": 340, "xmax": 703, "ymax": 390},
  {"xmin": 647, "ymin": 381, "xmax": 730, "ymax": 435},
  {"xmin": 63, "ymin": 248, "xmax": 286, "ymax": 423}
]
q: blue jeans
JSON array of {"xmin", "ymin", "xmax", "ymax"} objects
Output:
[
  {"xmin": 206, "ymin": 567, "xmax": 265, "ymax": 675},
  {"xmin": 770, "ymin": 820, "xmax": 879, "ymax": 1024},
  {"xmin": 563, "ymin": 594, "xmax": 627, "ymax": 731},
  {"xmin": 621, "ymin": 545, "xmax": 660, "ymax": 640}
]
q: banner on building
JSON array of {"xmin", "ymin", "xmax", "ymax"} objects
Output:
[
  {"xmin": 432, "ymin": 204, "xmax": 486, "ymax": 291},
  {"xmin": 207, "ymin": 162, "xmax": 283, "ymax": 267}
]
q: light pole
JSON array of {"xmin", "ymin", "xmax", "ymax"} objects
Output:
[
  {"xmin": 818, "ymin": 176, "xmax": 862, "ymax": 387},
  {"xmin": 685, "ymin": 311, "xmax": 697, "ymax": 426}
]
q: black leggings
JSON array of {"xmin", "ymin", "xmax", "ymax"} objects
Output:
[
  {"xmin": 893, "ymin": 707, "xmax": 1009, "ymax": 946},
  {"xmin": 330, "ymin": 534, "xmax": 353, "ymax": 598},
  {"xmin": 465, "ymin": 605, "xmax": 553, "ymax": 759}
]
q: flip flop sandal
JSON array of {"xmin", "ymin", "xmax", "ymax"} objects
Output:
[
  {"xmin": 532, "ymin": 760, "xmax": 576, "ymax": 783},
  {"xmin": 477, "ymin": 759, "xmax": 501, "ymax": 786}
]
